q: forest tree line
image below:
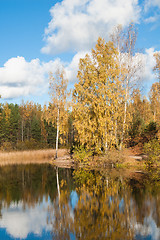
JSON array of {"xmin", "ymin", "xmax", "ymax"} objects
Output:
[
  {"xmin": 0, "ymin": 101, "xmax": 57, "ymax": 150},
  {"xmin": 0, "ymin": 24, "xmax": 160, "ymax": 153}
]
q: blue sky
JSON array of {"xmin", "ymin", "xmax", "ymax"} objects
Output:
[{"xmin": 0, "ymin": 0, "xmax": 160, "ymax": 105}]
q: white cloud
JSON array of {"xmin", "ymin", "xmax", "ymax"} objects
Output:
[
  {"xmin": 0, "ymin": 49, "xmax": 156, "ymax": 101},
  {"xmin": 0, "ymin": 56, "xmax": 62, "ymax": 99},
  {"xmin": 0, "ymin": 53, "xmax": 89, "ymax": 100},
  {"xmin": 144, "ymin": 0, "xmax": 160, "ymax": 11},
  {"xmin": 144, "ymin": 1, "xmax": 160, "ymax": 25},
  {"xmin": 143, "ymin": 48, "xmax": 156, "ymax": 82},
  {"xmin": 144, "ymin": 16, "xmax": 158, "ymax": 23},
  {"xmin": 0, "ymin": 53, "xmax": 90, "ymax": 100},
  {"xmin": 41, "ymin": 0, "xmax": 141, "ymax": 55}
]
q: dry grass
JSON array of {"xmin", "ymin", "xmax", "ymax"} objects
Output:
[{"xmin": 0, "ymin": 149, "xmax": 68, "ymax": 166}]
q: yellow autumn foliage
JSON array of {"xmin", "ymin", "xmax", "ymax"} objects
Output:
[{"xmin": 73, "ymin": 38, "xmax": 125, "ymax": 151}]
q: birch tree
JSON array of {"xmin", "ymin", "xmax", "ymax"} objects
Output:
[
  {"xmin": 153, "ymin": 53, "xmax": 160, "ymax": 139},
  {"xmin": 110, "ymin": 23, "xmax": 143, "ymax": 149},
  {"xmin": 73, "ymin": 38, "xmax": 124, "ymax": 152},
  {"xmin": 45, "ymin": 68, "xmax": 70, "ymax": 158}
]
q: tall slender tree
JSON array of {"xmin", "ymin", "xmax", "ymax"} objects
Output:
[
  {"xmin": 110, "ymin": 23, "xmax": 143, "ymax": 149},
  {"xmin": 45, "ymin": 68, "xmax": 70, "ymax": 158}
]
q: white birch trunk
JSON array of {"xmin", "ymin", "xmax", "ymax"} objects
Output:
[
  {"xmin": 120, "ymin": 73, "xmax": 129, "ymax": 150},
  {"xmin": 105, "ymin": 133, "xmax": 108, "ymax": 152},
  {"xmin": 55, "ymin": 107, "xmax": 60, "ymax": 159}
]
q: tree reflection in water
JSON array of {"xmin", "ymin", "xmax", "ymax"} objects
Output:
[
  {"xmin": 0, "ymin": 164, "xmax": 159, "ymax": 239},
  {"xmin": 50, "ymin": 168, "xmax": 135, "ymax": 240}
]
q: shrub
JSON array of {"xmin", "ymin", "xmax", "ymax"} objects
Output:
[
  {"xmin": 142, "ymin": 121, "xmax": 158, "ymax": 142},
  {"xmin": 0, "ymin": 141, "xmax": 13, "ymax": 151},
  {"xmin": 143, "ymin": 139, "xmax": 160, "ymax": 167},
  {"xmin": 73, "ymin": 146, "xmax": 93, "ymax": 164}
]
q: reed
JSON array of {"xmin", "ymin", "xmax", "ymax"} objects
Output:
[{"xmin": 0, "ymin": 149, "xmax": 68, "ymax": 166}]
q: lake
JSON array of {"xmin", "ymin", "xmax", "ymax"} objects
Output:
[{"xmin": 0, "ymin": 164, "xmax": 159, "ymax": 240}]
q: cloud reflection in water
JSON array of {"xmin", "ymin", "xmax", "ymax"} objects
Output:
[{"xmin": 0, "ymin": 198, "xmax": 52, "ymax": 239}]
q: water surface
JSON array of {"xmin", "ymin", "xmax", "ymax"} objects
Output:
[{"xmin": 0, "ymin": 164, "xmax": 159, "ymax": 240}]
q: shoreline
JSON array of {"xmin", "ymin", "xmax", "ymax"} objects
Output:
[
  {"xmin": 0, "ymin": 148, "xmax": 156, "ymax": 172},
  {"xmin": 0, "ymin": 149, "xmax": 68, "ymax": 166}
]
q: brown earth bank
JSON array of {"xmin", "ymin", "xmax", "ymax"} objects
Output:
[
  {"xmin": 53, "ymin": 148, "xmax": 148, "ymax": 171},
  {"xmin": 52, "ymin": 148, "xmax": 152, "ymax": 181}
]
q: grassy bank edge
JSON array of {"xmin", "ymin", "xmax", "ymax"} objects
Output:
[{"xmin": 0, "ymin": 149, "xmax": 68, "ymax": 166}]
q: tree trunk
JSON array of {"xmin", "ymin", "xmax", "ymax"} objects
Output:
[
  {"xmin": 105, "ymin": 132, "xmax": 108, "ymax": 153},
  {"xmin": 55, "ymin": 107, "xmax": 60, "ymax": 159},
  {"xmin": 22, "ymin": 119, "xmax": 24, "ymax": 142},
  {"xmin": 115, "ymin": 119, "xmax": 118, "ymax": 148},
  {"xmin": 120, "ymin": 77, "xmax": 129, "ymax": 150},
  {"xmin": 120, "ymin": 100, "xmax": 127, "ymax": 150}
]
